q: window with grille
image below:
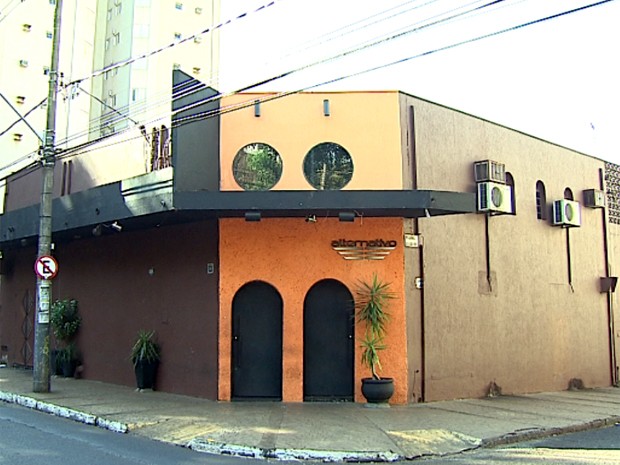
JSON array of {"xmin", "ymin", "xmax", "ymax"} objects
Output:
[{"xmin": 536, "ymin": 180, "xmax": 547, "ymax": 220}]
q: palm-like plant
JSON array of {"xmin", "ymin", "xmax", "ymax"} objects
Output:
[
  {"xmin": 355, "ymin": 274, "xmax": 395, "ymax": 380},
  {"xmin": 130, "ymin": 330, "xmax": 161, "ymax": 367}
]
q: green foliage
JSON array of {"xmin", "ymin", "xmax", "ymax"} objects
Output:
[
  {"xmin": 304, "ymin": 142, "xmax": 353, "ymax": 190},
  {"xmin": 233, "ymin": 143, "xmax": 282, "ymax": 190},
  {"xmin": 50, "ymin": 299, "xmax": 80, "ymax": 342},
  {"xmin": 359, "ymin": 334, "xmax": 385, "ymax": 380},
  {"xmin": 130, "ymin": 330, "xmax": 161, "ymax": 367},
  {"xmin": 355, "ymin": 274, "xmax": 395, "ymax": 380}
]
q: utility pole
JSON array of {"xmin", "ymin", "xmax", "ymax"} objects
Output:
[{"xmin": 33, "ymin": 0, "xmax": 63, "ymax": 393}]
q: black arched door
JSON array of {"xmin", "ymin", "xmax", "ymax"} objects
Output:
[
  {"xmin": 303, "ymin": 279, "xmax": 354, "ymax": 401},
  {"xmin": 232, "ymin": 281, "xmax": 283, "ymax": 400}
]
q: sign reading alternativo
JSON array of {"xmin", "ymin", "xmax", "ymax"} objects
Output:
[{"xmin": 331, "ymin": 239, "xmax": 397, "ymax": 260}]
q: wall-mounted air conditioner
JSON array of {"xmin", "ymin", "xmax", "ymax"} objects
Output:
[
  {"xmin": 583, "ymin": 189, "xmax": 605, "ymax": 208},
  {"xmin": 477, "ymin": 181, "xmax": 512, "ymax": 214},
  {"xmin": 552, "ymin": 199, "xmax": 581, "ymax": 227},
  {"xmin": 474, "ymin": 160, "xmax": 506, "ymax": 184}
]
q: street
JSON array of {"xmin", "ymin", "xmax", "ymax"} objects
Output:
[
  {"xmin": 3, "ymin": 399, "xmax": 620, "ymax": 465},
  {"xmin": 417, "ymin": 425, "xmax": 620, "ymax": 464},
  {"xmin": 0, "ymin": 403, "xmax": 287, "ymax": 465}
]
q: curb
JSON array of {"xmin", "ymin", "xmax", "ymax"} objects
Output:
[
  {"xmin": 3, "ymin": 388, "xmax": 620, "ymax": 462},
  {"xmin": 0, "ymin": 390, "xmax": 128, "ymax": 434},
  {"xmin": 481, "ymin": 416, "xmax": 620, "ymax": 449},
  {"xmin": 188, "ymin": 438, "xmax": 403, "ymax": 462}
]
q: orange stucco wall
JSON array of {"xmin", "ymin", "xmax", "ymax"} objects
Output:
[
  {"xmin": 218, "ymin": 217, "xmax": 409, "ymax": 403},
  {"xmin": 220, "ymin": 92, "xmax": 405, "ymax": 191}
]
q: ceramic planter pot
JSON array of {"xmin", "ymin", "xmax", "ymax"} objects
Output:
[{"xmin": 361, "ymin": 377, "xmax": 394, "ymax": 403}]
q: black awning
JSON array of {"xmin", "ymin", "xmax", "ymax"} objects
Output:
[{"xmin": 0, "ymin": 185, "xmax": 475, "ymax": 249}]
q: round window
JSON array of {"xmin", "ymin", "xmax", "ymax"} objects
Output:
[
  {"xmin": 233, "ymin": 143, "xmax": 283, "ymax": 191},
  {"xmin": 302, "ymin": 142, "xmax": 353, "ymax": 190}
]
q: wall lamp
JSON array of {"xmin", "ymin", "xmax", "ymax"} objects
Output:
[
  {"xmin": 338, "ymin": 212, "xmax": 356, "ymax": 222},
  {"xmin": 244, "ymin": 212, "xmax": 261, "ymax": 222},
  {"xmin": 305, "ymin": 215, "xmax": 317, "ymax": 223}
]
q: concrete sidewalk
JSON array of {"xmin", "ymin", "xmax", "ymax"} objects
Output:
[{"xmin": 1, "ymin": 367, "xmax": 620, "ymax": 462}]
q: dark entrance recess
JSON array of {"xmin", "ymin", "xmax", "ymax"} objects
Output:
[
  {"xmin": 231, "ymin": 281, "xmax": 283, "ymax": 400},
  {"xmin": 303, "ymin": 279, "xmax": 354, "ymax": 401}
]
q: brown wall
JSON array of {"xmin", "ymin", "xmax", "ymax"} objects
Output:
[
  {"xmin": 400, "ymin": 94, "xmax": 612, "ymax": 400},
  {"xmin": 606, "ymin": 223, "xmax": 620, "ymax": 383},
  {"xmin": 0, "ymin": 221, "xmax": 220, "ymax": 398},
  {"xmin": 5, "ymin": 134, "xmax": 147, "ymax": 212},
  {"xmin": 218, "ymin": 217, "xmax": 409, "ymax": 403}
]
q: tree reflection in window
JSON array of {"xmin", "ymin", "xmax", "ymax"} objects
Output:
[
  {"xmin": 303, "ymin": 142, "xmax": 353, "ymax": 190},
  {"xmin": 233, "ymin": 143, "xmax": 283, "ymax": 191}
]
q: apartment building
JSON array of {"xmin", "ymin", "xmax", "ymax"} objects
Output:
[
  {"xmin": 0, "ymin": 0, "xmax": 96, "ymax": 180},
  {"xmin": 90, "ymin": 0, "xmax": 220, "ymax": 139},
  {"xmin": 0, "ymin": 0, "xmax": 220, "ymax": 193}
]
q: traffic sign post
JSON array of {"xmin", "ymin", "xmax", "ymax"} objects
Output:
[
  {"xmin": 33, "ymin": 0, "xmax": 62, "ymax": 394},
  {"xmin": 34, "ymin": 255, "xmax": 58, "ymax": 280},
  {"xmin": 38, "ymin": 281, "xmax": 51, "ymax": 324},
  {"xmin": 34, "ymin": 256, "xmax": 57, "ymax": 325}
]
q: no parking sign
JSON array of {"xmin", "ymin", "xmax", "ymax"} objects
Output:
[{"xmin": 34, "ymin": 255, "xmax": 58, "ymax": 280}]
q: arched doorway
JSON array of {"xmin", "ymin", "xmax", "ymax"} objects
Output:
[
  {"xmin": 303, "ymin": 279, "xmax": 354, "ymax": 401},
  {"xmin": 231, "ymin": 281, "xmax": 283, "ymax": 400}
]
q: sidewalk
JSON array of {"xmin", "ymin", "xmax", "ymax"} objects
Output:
[{"xmin": 1, "ymin": 367, "xmax": 620, "ymax": 462}]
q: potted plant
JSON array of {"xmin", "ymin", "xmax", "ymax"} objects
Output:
[
  {"xmin": 57, "ymin": 342, "xmax": 79, "ymax": 378},
  {"xmin": 355, "ymin": 273, "xmax": 396, "ymax": 403},
  {"xmin": 130, "ymin": 330, "xmax": 161, "ymax": 390},
  {"xmin": 50, "ymin": 299, "xmax": 81, "ymax": 377}
]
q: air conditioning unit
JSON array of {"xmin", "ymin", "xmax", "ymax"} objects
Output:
[
  {"xmin": 477, "ymin": 182, "xmax": 512, "ymax": 214},
  {"xmin": 474, "ymin": 160, "xmax": 506, "ymax": 184},
  {"xmin": 583, "ymin": 189, "xmax": 605, "ymax": 208},
  {"xmin": 552, "ymin": 199, "xmax": 581, "ymax": 227}
]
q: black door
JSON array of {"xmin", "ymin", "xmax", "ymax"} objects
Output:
[
  {"xmin": 232, "ymin": 281, "xmax": 283, "ymax": 400},
  {"xmin": 303, "ymin": 279, "xmax": 354, "ymax": 401}
]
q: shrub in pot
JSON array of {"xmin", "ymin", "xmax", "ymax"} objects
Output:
[
  {"xmin": 355, "ymin": 273, "xmax": 396, "ymax": 403},
  {"xmin": 50, "ymin": 299, "xmax": 81, "ymax": 377},
  {"xmin": 130, "ymin": 330, "xmax": 161, "ymax": 390},
  {"xmin": 57, "ymin": 342, "xmax": 79, "ymax": 378}
]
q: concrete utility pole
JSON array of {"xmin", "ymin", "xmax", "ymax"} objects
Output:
[{"xmin": 33, "ymin": 0, "xmax": 63, "ymax": 393}]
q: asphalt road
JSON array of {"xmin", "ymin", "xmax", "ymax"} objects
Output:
[
  {"xmin": 418, "ymin": 425, "xmax": 620, "ymax": 464},
  {"xmin": 0, "ymin": 402, "xmax": 290, "ymax": 465}
]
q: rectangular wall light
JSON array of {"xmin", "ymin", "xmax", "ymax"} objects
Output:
[
  {"xmin": 338, "ymin": 212, "xmax": 355, "ymax": 222},
  {"xmin": 244, "ymin": 212, "xmax": 261, "ymax": 222}
]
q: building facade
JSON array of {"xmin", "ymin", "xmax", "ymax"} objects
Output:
[{"xmin": 0, "ymin": 77, "xmax": 617, "ymax": 404}]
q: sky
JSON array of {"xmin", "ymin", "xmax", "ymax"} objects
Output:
[{"xmin": 218, "ymin": 0, "xmax": 620, "ymax": 164}]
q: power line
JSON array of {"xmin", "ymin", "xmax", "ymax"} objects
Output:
[
  {"xmin": 0, "ymin": 0, "xmax": 25, "ymax": 25},
  {"xmin": 2, "ymin": 0, "xmax": 463, "ymax": 147},
  {"xmin": 172, "ymin": 0, "xmax": 618, "ymax": 127},
  {"xmin": 0, "ymin": 97, "xmax": 46, "ymax": 139},
  {"xmin": 64, "ymin": 0, "xmax": 285, "ymax": 88},
  {"xmin": 54, "ymin": 0, "xmax": 612, "ymax": 166},
  {"xmin": 0, "ymin": 0, "xmax": 612, "ymax": 176},
  {"xmin": 0, "ymin": 0, "xmax": 281, "ymax": 149},
  {"xmin": 167, "ymin": 0, "xmax": 511, "ymax": 124}
]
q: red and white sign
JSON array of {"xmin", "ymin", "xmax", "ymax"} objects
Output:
[{"xmin": 34, "ymin": 255, "xmax": 58, "ymax": 280}]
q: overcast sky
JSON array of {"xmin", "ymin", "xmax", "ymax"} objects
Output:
[{"xmin": 219, "ymin": 0, "xmax": 620, "ymax": 164}]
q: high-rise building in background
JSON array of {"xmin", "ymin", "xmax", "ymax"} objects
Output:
[
  {"xmin": 90, "ymin": 0, "xmax": 220, "ymax": 139},
  {"xmin": 0, "ymin": 0, "xmax": 220, "ymax": 183}
]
